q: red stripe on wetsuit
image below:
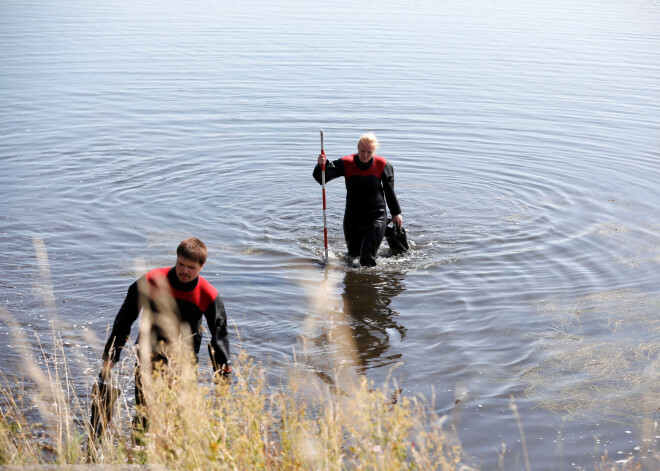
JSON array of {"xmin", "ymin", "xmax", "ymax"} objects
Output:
[
  {"xmin": 341, "ymin": 155, "xmax": 387, "ymax": 178},
  {"xmin": 145, "ymin": 267, "xmax": 217, "ymax": 312}
]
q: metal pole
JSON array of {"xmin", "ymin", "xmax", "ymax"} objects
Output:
[{"xmin": 320, "ymin": 129, "xmax": 329, "ymax": 262}]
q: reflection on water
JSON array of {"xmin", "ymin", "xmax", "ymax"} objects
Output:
[
  {"xmin": 341, "ymin": 270, "xmax": 406, "ymax": 373},
  {"xmin": 297, "ymin": 266, "xmax": 408, "ymax": 391}
]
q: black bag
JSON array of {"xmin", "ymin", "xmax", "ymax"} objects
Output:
[
  {"xmin": 89, "ymin": 377, "xmax": 121, "ymax": 442},
  {"xmin": 385, "ymin": 222, "xmax": 409, "ymax": 255}
]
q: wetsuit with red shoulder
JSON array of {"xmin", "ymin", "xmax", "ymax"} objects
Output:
[
  {"xmin": 102, "ymin": 267, "xmax": 231, "ymax": 371},
  {"xmin": 313, "ymin": 153, "xmax": 401, "ymax": 266}
]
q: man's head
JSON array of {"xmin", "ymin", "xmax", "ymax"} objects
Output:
[
  {"xmin": 175, "ymin": 238, "xmax": 207, "ymax": 283},
  {"xmin": 357, "ymin": 132, "xmax": 379, "ymax": 163}
]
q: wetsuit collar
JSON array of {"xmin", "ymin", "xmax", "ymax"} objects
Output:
[
  {"xmin": 167, "ymin": 266, "xmax": 199, "ymax": 292},
  {"xmin": 354, "ymin": 154, "xmax": 374, "ymax": 171}
]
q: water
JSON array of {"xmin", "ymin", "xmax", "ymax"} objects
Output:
[{"xmin": 1, "ymin": 0, "xmax": 659, "ymax": 468}]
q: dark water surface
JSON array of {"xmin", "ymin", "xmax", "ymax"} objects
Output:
[{"xmin": 1, "ymin": 0, "xmax": 659, "ymax": 468}]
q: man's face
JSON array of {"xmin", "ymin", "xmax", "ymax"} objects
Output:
[
  {"xmin": 175, "ymin": 256, "xmax": 203, "ymax": 283},
  {"xmin": 357, "ymin": 141, "xmax": 376, "ymax": 163}
]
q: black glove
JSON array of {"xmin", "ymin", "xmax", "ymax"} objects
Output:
[
  {"xmin": 208, "ymin": 342, "xmax": 231, "ymax": 378},
  {"xmin": 98, "ymin": 367, "xmax": 111, "ymax": 382}
]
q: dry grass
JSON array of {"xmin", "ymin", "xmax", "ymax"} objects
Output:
[
  {"xmin": 0, "ymin": 248, "xmax": 467, "ymax": 470},
  {"xmin": 2, "ymin": 324, "xmax": 657, "ymax": 471},
  {"xmin": 0, "ymin": 328, "xmax": 466, "ymax": 470}
]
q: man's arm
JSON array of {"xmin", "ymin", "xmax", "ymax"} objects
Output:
[
  {"xmin": 102, "ymin": 281, "xmax": 141, "ymax": 367},
  {"xmin": 313, "ymin": 157, "xmax": 345, "ymax": 184},
  {"xmin": 382, "ymin": 163, "xmax": 402, "ymax": 223},
  {"xmin": 205, "ymin": 295, "xmax": 231, "ymax": 376}
]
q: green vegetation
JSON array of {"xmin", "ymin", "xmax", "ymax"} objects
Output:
[{"xmin": 528, "ymin": 289, "xmax": 660, "ymax": 421}]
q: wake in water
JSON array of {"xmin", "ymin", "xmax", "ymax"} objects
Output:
[{"xmin": 307, "ymin": 220, "xmax": 451, "ymax": 274}]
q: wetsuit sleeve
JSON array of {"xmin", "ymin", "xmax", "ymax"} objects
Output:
[
  {"xmin": 382, "ymin": 162, "xmax": 402, "ymax": 216},
  {"xmin": 205, "ymin": 295, "xmax": 231, "ymax": 372},
  {"xmin": 313, "ymin": 158, "xmax": 345, "ymax": 184},
  {"xmin": 102, "ymin": 280, "xmax": 141, "ymax": 363}
]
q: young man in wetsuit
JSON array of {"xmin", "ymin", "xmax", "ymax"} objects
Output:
[
  {"xmin": 100, "ymin": 237, "xmax": 231, "ymax": 429},
  {"xmin": 313, "ymin": 133, "xmax": 403, "ymax": 266}
]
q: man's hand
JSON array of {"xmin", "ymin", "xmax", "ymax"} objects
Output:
[
  {"xmin": 392, "ymin": 214, "xmax": 403, "ymax": 226},
  {"xmin": 317, "ymin": 153, "xmax": 327, "ymax": 166},
  {"xmin": 214, "ymin": 365, "xmax": 232, "ymax": 385},
  {"xmin": 218, "ymin": 365, "xmax": 232, "ymax": 378},
  {"xmin": 99, "ymin": 360, "xmax": 114, "ymax": 381}
]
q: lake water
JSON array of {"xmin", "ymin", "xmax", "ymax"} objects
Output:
[{"xmin": 1, "ymin": 0, "xmax": 659, "ymax": 468}]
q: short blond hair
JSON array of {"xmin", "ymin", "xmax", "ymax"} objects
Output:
[{"xmin": 357, "ymin": 132, "xmax": 379, "ymax": 150}]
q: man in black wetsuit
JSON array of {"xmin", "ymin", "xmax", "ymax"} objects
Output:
[
  {"xmin": 100, "ymin": 237, "xmax": 231, "ymax": 429},
  {"xmin": 313, "ymin": 133, "xmax": 403, "ymax": 266}
]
